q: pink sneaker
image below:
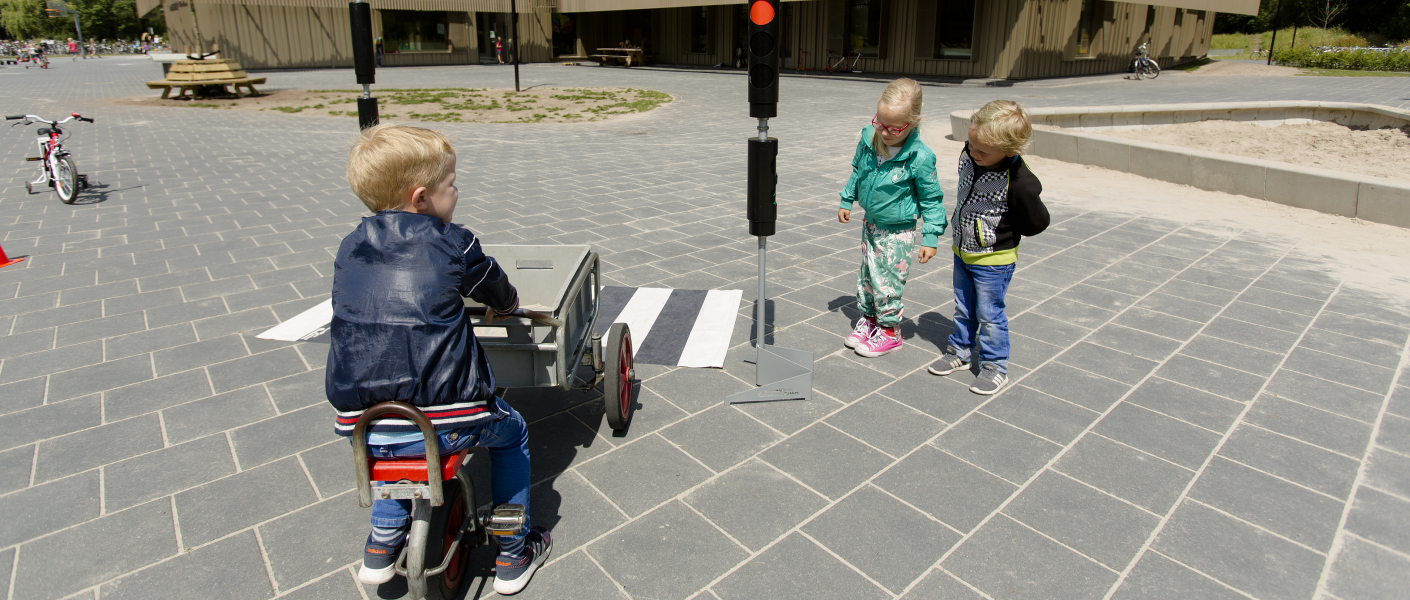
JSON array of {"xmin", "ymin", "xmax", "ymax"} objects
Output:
[
  {"xmin": 844, "ymin": 317, "xmax": 877, "ymax": 349},
  {"xmin": 855, "ymin": 325, "xmax": 902, "ymax": 357}
]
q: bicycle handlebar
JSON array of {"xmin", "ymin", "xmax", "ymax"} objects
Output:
[{"xmin": 8, "ymin": 114, "xmax": 91, "ymax": 125}]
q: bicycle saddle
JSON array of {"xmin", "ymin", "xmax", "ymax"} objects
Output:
[{"xmin": 36, "ymin": 127, "xmax": 54, "ymax": 135}]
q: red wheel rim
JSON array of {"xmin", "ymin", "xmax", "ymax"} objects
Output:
[
  {"xmin": 441, "ymin": 490, "xmax": 467, "ymax": 587},
  {"xmin": 618, "ymin": 336, "xmax": 633, "ymax": 419}
]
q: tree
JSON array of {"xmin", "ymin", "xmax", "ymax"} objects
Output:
[
  {"xmin": 1308, "ymin": 0, "xmax": 1347, "ymax": 30},
  {"xmin": 0, "ymin": 0, "xmax": 49, "ymax": 39}
]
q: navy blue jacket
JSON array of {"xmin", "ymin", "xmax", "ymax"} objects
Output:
[{"xmin": 326, "ymin": 211, "xmax": 518, "ymax": 436}]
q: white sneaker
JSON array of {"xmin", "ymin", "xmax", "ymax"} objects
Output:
[{"xmin": 494, "ymin": 527, "xmax": 552, "ymax": 595}]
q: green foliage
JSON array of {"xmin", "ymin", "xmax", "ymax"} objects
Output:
[
  {"xmin": 271, "ymin": 106, "xmax": 305, "ymax": 113},
  {"xmin": 1276, "ymin": 46, "xmax": 1410, "ymax": 71},
  {"xmin": 1, "ymin": 0, "xmax": 155, "ymax": 41}
]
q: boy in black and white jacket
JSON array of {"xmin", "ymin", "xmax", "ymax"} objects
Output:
[{"xmin": 928, "ymin": 100, "xmax": 1050, "ymax": 395}]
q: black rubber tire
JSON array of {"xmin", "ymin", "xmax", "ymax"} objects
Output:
[
  {"xmin": 53, "ymin": 156, "xmax": 78, "ymax": 204},
  {"xmin": 423, "ymin": 473, "xmax": 474, "ymax": 600},
  {"xmin": 603, "ymin": 322, "xmax": 635, "ymax": 431},
  {"xmin": 1142, "ymin": 62, "xmax": 1160, "ymax": 79},
  {"xmin": 25, "ymin": 181, "xmax": 32, "ymax": 194}
]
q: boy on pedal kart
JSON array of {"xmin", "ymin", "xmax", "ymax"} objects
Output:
[{"xmin": 328, "ymin": 124, "xmax": 550, "ymax": 595}]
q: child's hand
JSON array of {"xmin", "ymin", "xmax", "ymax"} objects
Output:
[
  {"xmin": 918, "ymin": 246, "xmax": 937, "ymax": 264},
  {"xmin": 838, "ymin": 208, "xmax": 851, "ymax": 223}
]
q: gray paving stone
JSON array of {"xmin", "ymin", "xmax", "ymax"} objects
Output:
[
  {"xmin": 1056, "ymin": 284, "xmax": 1141, "ymax": 313},
  {"xmin": 1299, "ymin": 327, "xmax": 1403, "ymax": 371},
  {"xmin": 1239, "ymin": 286, "xmax": 1326, "ymax": 316},
  {"xmin": 1055, "ymin": 434, "xmax": 1194, "ymax": 516},
  {"xmin": 0, "ymin": 470, "xmax": 100, "ymax": 548},
  {"xmin": 576, "ymin": 434, "xmax": 712, "ymax": 517},
  {"xmin": 277, "ymin": 570, "xmax": 368, "ymax": 600},
  {"xmin": 1221, "ymin": 301, "xmax": 1313, "ymax": 334},
  {"xmin": 1005, "ymin": 470, "xmax": 1159, "ymax": 570},
  {"xmin": 163, "ymin": 386, "xmax": 277, "ymax": 445},
  {"xmin": 104, "ymin": 434, "xmax": 239, "ymax": 512},
  {"xmin": 174, "ymin": 457, "xmax": 318, "ymax": 548},
  {"xmin": 713, "ymin": 532, "xmax": 890, "ymax": 600},
  {"xmin": 209, "ymin": 347, "xmax": 308, "ymax": 395},
  {"xmin": 1324, "ymin": 296, "xmax": 1410, "ymax": 328},
  {"xmin": 1312, "ymin": 311, "xmax": 1410, "ymax": 350},
  {"xmin": 33, "ymin": 414, "xmax": 163, "ymax": 484},
  {"xmin": 1110, "ymin": 551, "xmax": 1246, "ymax": 600},
  {"xmin": 899, "ymin": 569, "xmax": 987, "ymax": 600},
  {"xmin": 806, "ymin": 484, "xmax": 962, "ymax": 593},
  {"xmin": 144, "ymin": 297, "xmax": 227, "ymax": 329},
  {"xmin": 1153, "ymin": 280, "xmax": 1238, "ymax": 308},
  {"xmin": 877, "ymin": 367, "xmax": 983, "ymax": 422},
  {"xmin": 1152, "ymin": 501, "xmax": 1324, "ymax": 600},
  {"xmin": 1283, "ymin": 347, "xmax": 1397, "ymax": 396},
  {"xmin": 53, "ymin": 311, "xmax": 146, "ymax": 347},
  {"xmin": 257, "ymin": 494, "xmax": 369, "ymax": 590},
  {"xmin": 1344, "ymin": 486, "xmax": 1410, "ymax": 555},
  {"xmin": 1125, "ymin": 378, "xmax": 1244, "ymax": 433},
  {"xmin": 826, "ymin": 394, "xmax": 946, "ymax": 457},
  {"xmin": 979, "ymin": 385, "xmax": 1099, "ymax": 446},
  {"xmin": 11, "ymin": 300, "xmax": 103, "ymax": 334},
  {"xmin": 1201, "ymin": 315, "xmax": 1302, "ymax": 355},
  {"xmin": 683, "ymin": 459, "xmax": 826, "ymax": 552},
  {"xmin": 1324, "ymin": 533, "xmax": 1410, "ymax": 600},
  {"xmin": 759, "ymin": 423, "xmax": 894, "ymax": 500},
  {"xmin": 1029, "ymin": 297, "xmax": 1117, "ymax": 330},
  {"xmin": 1264, "ymin": 369, "xmax": 1386, "ymax": 424},
  {"xmin": 1377, "ymin": 413, "xmax": 1410, "ymax": 456},
  {"xmin": 0, "ymin": 394, "xmax": 101, "ymax": 451},
  {"xmin": 1083, "ymin": 272, "xmax": 1163, "ymax": 298},
  {"xmin": 732, "ymin": 389, "xmax": 846, "ymax": 435},
  {"xmin": 811, "ymin": 354, "xmax": 901, "ymax": 403},
  {"xmin": 1093, "ymin": 403, "xmax": 1222, "ymax": 470},
  {"xmin": 1363, "ymin": 447, "xmax": 1410, "ymax": 499},
  {"xmin": 589, "ymin": 500, "xmax": 749, "ymax": 600},
  {"xmin": 1133, "ymin": 293, "xmax": 1223, "ymax": 324},
  {"xmin": 500, "ymin": 550, "xmax": 628, "ymax": 600},
  {"xmin": 1189, "ymin": 457, "xmax": 1344, "ymax": 552},
  {"xmin": 98, "ymin": 530, "xmax": 274, "ymax": 600},
  {"xmin": 933, "ymin": 414, "xmax": 1062, "ymax": 485},
  {"xmin": 1245, "ymin": 395, "xmax": 1373, "ymax": 457},
  {"xmin": 103, "ymin": 368, "xmax": 214, "ymax": 422},
  {"xmin": 525, "ymin": 411, "xmax": 611, "ymax": 485},
  {"xmin": 1055, "ymin": 342, "xmax": 1158, "ymax": 386},
  {"xmin": 943, "ymin": 514, "xmax": 1117, "ymax": 600},
  {"xmin": 297, "ymin": 440, "xmax": 351, "ymax": 499},
  {"xmin": 11, "ymin": 499, "xmax": 177, "ymax": 600},
  {"xmin": 0, "ymin": 328, "xmax": 55, "ymax": 361},
  {"xmin": 263, "ymin": 368, "xmax": 326, "ymax": 413},
  {"xmin": 1085, "ymin": 324, "xmax": 1181, "ymax": 362},
  {"xmin": 193, "ymin": 307, "xmax": 280, "ymax": 340},
  {"xmin": 641, "ymin": 365, "xmax": 749, "ymax": 414},
  {"xmin": 48, "ymin": 354, "xmax": 155, "ymax": 402},
  {"xmin": 1018, "ymin": 362, "xmax": 1132, "ymax": 412},
  {"xmin": 526, "ymin": 469, "xmax": 626, "ymax": 557},
  {"xmin": 1008, "ymin": 312, "xmax": 1092, "ymax": 347},
  {"xmin": 659, "ymin": 403, "xmax": 782, "ymax": 471},
  {"xmin": 0, "ymin": 444, "xmax": 33, "ymax": 495},
  {"xmin": 1112, "ymin": 308, "xmax": 1204, "ymax": 341},
  {"xmin": 230, "ymin": 404, "xmax": 338, "ymax": 469},
  {"xmin": 1181, "ymin": 334, "xmax": 1286, "ymax": 378},
  {"xmin": 0, "ymin": 340, "xmax": 102, "ymax": 384},
  {"xmin": 0, "ymin": 376, "xmax": 46, "ymax": 417},
  {"xmin": 1219, "ymin": 424, "xmax": 1361, "ymax": 500},
  {"xmin": 574, "ymin": 386, "xmax": 690, "ymax": 447}
]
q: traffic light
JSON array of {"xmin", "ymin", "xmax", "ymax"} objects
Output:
[{"xmin": 747, "ymin": 0, "xmax": 779, "ymax": 118}]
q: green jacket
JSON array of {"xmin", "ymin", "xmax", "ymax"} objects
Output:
[{"xmin": 839, "ymin": 125, "xmax": 947, "ymax": 247}]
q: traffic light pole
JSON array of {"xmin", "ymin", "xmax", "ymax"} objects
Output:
[
  {"xmin": 730, "ymin": 0, "xmax": 814, "ymax": 404},
  {"xmin": 349, "ymin": 0, "xmax": 379, "ymax": 130}
]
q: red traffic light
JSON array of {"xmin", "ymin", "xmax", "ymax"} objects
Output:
[{"xmin": 750, "ymin": 0, "xmax": 775, "ymax": 26}]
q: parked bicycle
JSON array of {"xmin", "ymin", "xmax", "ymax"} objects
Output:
[
  {"xmin": 825, "ymin": 49, "xmax": 862, "ymax": 74},
  {"xmin": 7, "ymin": 113, "xmax": 93, "ymax": 204},
  {"xmin": 1130, "ymin": 41, "xmax": 1160, "ymax": 80}
]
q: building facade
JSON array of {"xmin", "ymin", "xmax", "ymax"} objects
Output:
[{"xmin": 139, "ymin": 0, "xmax": 1257, "ymax": 78}]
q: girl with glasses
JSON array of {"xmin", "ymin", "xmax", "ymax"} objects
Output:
[{"xmin": 838, "ymin": 78, "xmax": 947, "ymax": 358}]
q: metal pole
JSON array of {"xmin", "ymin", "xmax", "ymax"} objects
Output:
[
  {"xmin": 71, "ymin": 10, "xmax": 85, "ymax": 58},
  {"xmin": 190, "ymin": 0, "xmax": 204, "ymax": 55},
  {"xmin": 756, "ymin": 237, "xmax": 766, "ymax": 361},
  {"xmin": 511, "ymin": 0, "xmax": 521, "ymax": 92},
  {"xmin": 1266, "ymin": 0, "xmax": 1288, "ymax": 66}
]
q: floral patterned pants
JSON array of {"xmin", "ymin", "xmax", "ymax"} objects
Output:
[{"xmin": 855, "ymin": 221, "xmax": 916, "ymax": 329}]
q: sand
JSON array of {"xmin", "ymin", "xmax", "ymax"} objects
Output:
[
  {"xmin": 1187, "ymin": 60, "xmax": 1301, "ymax": 76},
  {"xmin": 113, "ymin": 87, "xmax": 672, "ymax": 124},
  {"xmin": 1100, "ymin": 120, "xmax": 1410, "ymax": 183}
]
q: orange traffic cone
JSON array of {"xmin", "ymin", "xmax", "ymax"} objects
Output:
[{"xmin": 0, "ymin": 243, "xmax": 24, "ymax": 269}]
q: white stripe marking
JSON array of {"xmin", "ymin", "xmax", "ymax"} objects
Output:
[
  {"xmin": 613, "ymin": 287, "xmax": 673, "ymax": 358},
  {"xmin": 256, "ymin": 300, "xmax": 333, "ymax": 341},
  {"xmin": 677, "ymin": 289, "xmax": 744, "ymax": 368}
]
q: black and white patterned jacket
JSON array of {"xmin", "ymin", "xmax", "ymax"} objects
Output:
[{"xmin": 952, "ymin": 144, "xmax": 1050, "ymax": 264}]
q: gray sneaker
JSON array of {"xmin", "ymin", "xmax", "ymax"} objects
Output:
[
  {"xmin": 927, "ymin": 351, "xmax": 969, "ymax": 376},
  {"xmin": 970, "ymin": 364, "xmax": 1007, "ymax": 395}
]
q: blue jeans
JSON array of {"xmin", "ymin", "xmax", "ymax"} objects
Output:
[
  {"xmin": 947, "ymin": 253, "xmax": 1015, "ymax": 373},
  {"xmin": 361, "ymin": 397, "xmax": 531, "ymax": 555}
]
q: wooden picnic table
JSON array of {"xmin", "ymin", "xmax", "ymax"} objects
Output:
[
  {"xmin": 589, "ymin": 47, "xmax": 646, "ymax": 67},
  {"xmin": 146, "ymin": 59, "xmax": 265, "ymax": 99}
]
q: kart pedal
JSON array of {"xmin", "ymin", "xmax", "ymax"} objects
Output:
[{"xmin": 484, "ymin": 504, "xmax": 527, "ymax": 537}]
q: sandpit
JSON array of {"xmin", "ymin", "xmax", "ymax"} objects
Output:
[
  {"xmin": 113, "ymin": 87, "xmax": 673, "ymax": 124},
  {"xmin": 1187, "ymin": 60, "xmax": 1301, "ymax": 76},
  {"xmin": 1099, "ymin": 120, "xmax": 1410, "ymax": 183}
]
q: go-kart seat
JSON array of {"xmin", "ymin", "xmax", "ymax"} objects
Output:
[{"xmin": 369, "ymin": 449, "xmax": 470, "ymax": 483}]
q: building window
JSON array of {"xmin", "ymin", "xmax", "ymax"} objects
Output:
[
  {"xmin": 846, "ymin": 0, "xmax": 885, "ymax": 58},
  {"xmin": 690, "ymin": 7, "xmax": 708, "ymax": 53},
  {"xmin": 382, "ymin": 10, "xmax": 450, "ymax": 52},
  {"xmin": 1076, "ymin": 0, "xmax": 1097, "ymax": 56},
  {"xmin": 1144, "ymin": 5, "xmax": 1156, "ymax": 39},
  {"xmin": 933, "ymin": 0, "xmax": 975, "ymax": 59}
]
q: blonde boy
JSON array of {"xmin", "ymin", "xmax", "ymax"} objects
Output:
[
  {"xmin": 927, "ymin": 101, "xmax": 1050, "ymax": 395},
  {"xmin": 329, "ymin": 124, "xmax": 550, "ymax": 594}
]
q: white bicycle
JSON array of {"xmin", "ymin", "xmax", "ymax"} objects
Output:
[
  {"xmin": 7, "ymin": 112, "xmax": 93, "ymax": 204},
  {"xmin": 1131, "ymin": 42, "xmax": 1160, "ymax": 80}
]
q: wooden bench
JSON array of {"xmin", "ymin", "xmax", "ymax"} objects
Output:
[
  {"xmin": 146, "ymin": 58, "xmax": 266, "ymax": 99},
  {"xmin": 591, "ymin": 48, "xmax": 646, "ymax": 67}
]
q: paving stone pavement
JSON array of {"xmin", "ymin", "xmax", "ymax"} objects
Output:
[{"xmin": 2, "ymin": 58, "xmax": 1409, "ymax": 600}]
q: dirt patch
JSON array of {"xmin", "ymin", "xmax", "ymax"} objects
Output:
[
  {"xmin": 1188, "ymin": 60, "xmax": 1300, "ymax": 76},
  {"xmin": 111, "ymin": 87, "xmax": 672, "ymax": 124},
  {"xmin": 1098, "ymin": 120, "xmax": 1410, "ymax": 183}
]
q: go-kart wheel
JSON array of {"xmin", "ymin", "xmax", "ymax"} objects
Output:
[
  {"xmin": 423, "ymin": 473, "xmax": 473, "ymax": 600},
  {"xmin": 25, "ymin": 181, "xmax": 32, "ymax": 194},
  {"xmin": 604, "ymin": 322, "xmax": 635, "ymax": 431}
]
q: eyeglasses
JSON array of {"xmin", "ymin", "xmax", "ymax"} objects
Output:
[{"xmin": 871, "ymin": 114, "xmax": 912, "ymax": 136}]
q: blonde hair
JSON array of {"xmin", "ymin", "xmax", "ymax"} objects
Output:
[
  {"xmin": 872, "ymin": 78, "xmax": 923, "ymax": 159},
  {"xmin": 970, "ymin": 100, "xmax": 1032, "ymax": 156},
  {"xmin": 346, "ymin": 124, "xmax": 456, "ymax": 213}
]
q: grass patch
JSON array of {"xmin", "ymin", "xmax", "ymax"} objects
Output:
[
  {"xmin": 183, "ymin": 102, "xmax": 225, "ymax": 108},
  {"xmin": 272, "ymin": 106, "xmax": 305, "ymax": 113},
  {"xmin": 1298, "ymin": 68, "xmax": 1410, "ymax": 77}
]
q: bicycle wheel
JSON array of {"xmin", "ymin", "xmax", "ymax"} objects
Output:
[
  {"xmin": 53, "ymin": 156, "xmax": 78, "ymax": 204},
  {"xmin": 1141, "ymin": 61, "xmax": 1160, "ymax": 79}
]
